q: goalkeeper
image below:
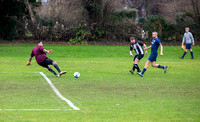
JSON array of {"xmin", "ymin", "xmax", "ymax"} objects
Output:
[{"xmin": 26, "ymin": 41, "xmax": 66, "ymax": 77}]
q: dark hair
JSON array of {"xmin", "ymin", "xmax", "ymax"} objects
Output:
[
  {"xmin": 37, "ymin": 40, "xmax": 42, "ymax": 44},
  {"xmin": 130, "ymin": 37, "xmax": 135, "ymax": 40}
]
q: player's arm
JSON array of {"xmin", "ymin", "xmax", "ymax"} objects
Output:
[
  {"xmin": 182, "ymin": 34, "xmax": 186, "ymax": 46},
  {"xmin": 26, "ymin": 56, "xmax": 32, "ymax": 66},
  {"xmin": 145, "ymin": 46, "xmax": 151, "ymax": 50},
  {"xmin": 143, "ymin": 44, "xmax": 148, "ymax": 54},
  {"xmin": 26, "ymin": 51, "xmax": 34, "ymax": 66},
  {"xmin": 130, "ymin": 46, "xmax": 133, "ymax": 56},
  {"xmin": 190, "ymin": 33, "xmax": 195, "ymax": 45},
  {"xmin": 130, "ymin": 50, "xmax": 133, "ymax": 56},
  {"xmin": 43, "ymin": 49, "xmax": 52, "ymax": 53},
  {"xmin": 160, "ymin": 44, "xmax": 163, "ymax": 56}
]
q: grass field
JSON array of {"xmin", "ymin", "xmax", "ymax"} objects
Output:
[{"xmin": 0, "ymin": 44, "xmax": 200, "ymax": 121}]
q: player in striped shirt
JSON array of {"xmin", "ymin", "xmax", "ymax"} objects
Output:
[{"xmin": 129, "ymin": 37, "xmax": 148, "ymax": 74}]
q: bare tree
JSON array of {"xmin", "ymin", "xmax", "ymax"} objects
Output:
[
  {"xmin": 39, "ymin": 0, "xmax": 83, "ymax": 28},
  {"xmin": 24, "ymin": 0, "xmax": 36, "ymax": 24},
  {"xmin": 190, "ymin": 0, "xmax": 200, "ymax": 23}
]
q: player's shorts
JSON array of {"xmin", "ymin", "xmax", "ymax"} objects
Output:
[
  {"xmin": 186, "ymin": 43, "xmax": 191, "ymax": 49},
  {"xmin": 148, "ymin": 54, "xmax": 157, "ymax": 62},
  {"xmin": 39, "ymin": 58, "xmax": 54, "ymax": 68},
  {"xmin": 134, "ymin": 54, "xmax": 144, "ymax": 61}
]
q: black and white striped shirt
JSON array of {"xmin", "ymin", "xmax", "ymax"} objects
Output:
[{"xmin": 130, "ymin": 41, "xmax": 144, "ymax": 55}]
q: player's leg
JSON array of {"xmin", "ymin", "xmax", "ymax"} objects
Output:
[
  {"xmin": 52, "ymin": 61, "xmax": 66, "ymax": 75},
  {"xmin": 130, "ymin": 55, "xmax": 137, "ymax": 74},
  {"xmin": 134, "ymin": 58, "xmax": 141, "ymax": 72},
  {"xmin": 137, "ymin": 60, "xmax": 151, "ymax": 77},
  {"xmin": 52, "ymin": 61, "xmax": 61, "ymax": 73},
  {"xmin": 47, "ymin": 65, "xmax": 59, "ymax": 77},
  {"xmin": 39, "ymin": 61, "xmax": 58, "ymax": 76},
  {"xmin": 134, "ymin": 54, "xmax": 144, "ymax": 72},
  {"xmin": 189, "ymin": 48, "xmax": 194, "ymax": 59},
  {"xmin": 180, "ymin": 48, "xmax": 188, "ymax": 59},
  {"xmin": 151, "ymin": 61, "xmax": 159, "ymax": 67},
  {"xmin": 45, "ymin": 58, "xmax": 66, "ymax": 75},
  {"xmin": 42, "ymin": 58, "xmax": 66, "ymax": 76},
  {"xmin": 151, "ymin": 61, "xmax": 168, "ymax": 73}
]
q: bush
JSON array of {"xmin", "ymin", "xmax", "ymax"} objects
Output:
[
  {"xmin": 68, "ymin": 23, "xmax": 90, "ymax": 44},
  {"xmin": 175, "ymin": 13, "xmax": 200, "ymax": 41},
  {"xmin": 113, "ymin": 9, "xmax": 137, "ymax": 21},
  {"xmin": 139, "ymin": 15, "xmax": 178, "ymax": 42}
]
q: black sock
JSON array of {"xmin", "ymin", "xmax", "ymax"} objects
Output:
[
  {"xmin": 134, "ymin": 64, "xmax": 140, "ymax": 72},
  {"xmin": 54, "ymin": 64, "xmax": 61, "ymax": 73},
  {"xmin": 132, "ymin": 64, "xmax": 136, "ymax": 71},
  {"xmin": 48, "ymin": 68, "xmax": 57, "ymax": 76}
]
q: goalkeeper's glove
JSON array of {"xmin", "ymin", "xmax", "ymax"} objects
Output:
[
  {"xmin": 48, "ymin": 49, "xmax": 52, "ymax": 53},
  {"xmin": 26, "ymin": 62, "xmax": 31, "ymax": 66}
]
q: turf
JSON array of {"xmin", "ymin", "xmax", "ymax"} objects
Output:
[{"xmin": 0, "ymin": 44, "xmax": 200, "ymax": 121}]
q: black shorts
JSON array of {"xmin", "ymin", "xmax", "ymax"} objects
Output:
[
  {"xmin": 134, "ymin": 54, "xmax": 144, "ymax": 61},
  {"xmin": 39, "ymin": 58, "xmax": 54, "ymax": 68}
]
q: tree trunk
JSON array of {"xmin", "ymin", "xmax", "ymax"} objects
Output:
[
  {"xmin": 191, "ymin": 0, "xmax": 200, "ymax": 23},
  {"xmin": 24, "ymin": 0, "xmax": 35, "ymax": 24}
]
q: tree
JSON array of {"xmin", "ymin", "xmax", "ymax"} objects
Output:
[
  {"xmin": 82, "ymin": 0, "xmax": 103, "ymax": 25},
  {"xmin": 0, "ymin": 0, "xmax": 27, "ymax": 39},
  {"xmin": 24, "ymin": 0, "xmax": 36, "ymax": 24},
  {"xmin": 190, "ymin": 0, "xmax": 200, "ymax": 23}
]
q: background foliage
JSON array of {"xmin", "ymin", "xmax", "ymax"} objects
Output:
[{"xmin": 0, "ymin": 0, "xmax": 199, "ymax": 43}]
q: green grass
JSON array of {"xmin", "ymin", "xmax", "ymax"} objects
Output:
[{"xmin": 0, "ymin": 44, "xmax": 200, "ymax": 121}]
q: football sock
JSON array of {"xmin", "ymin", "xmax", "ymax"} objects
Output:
[
  {"xmin": 132, "ymin": 64, "xmax": 136, "ymax": 71},
  {"xmin": 48, "ymin": 68, "xmax": 57, "ymax": 76},
  {"xmin": 158, "ymin": 65, "xmax": 164, "ymax": 69},
  {"xmin": 134, "ymin": 64, "xmax": 140, "ymax": 72},
  {"xmin": 182, "ymin": 52, "xmax": 187, "ymax": 57},
  {"xmin": 141, "ymin": 68, "xmax": 147, "ymax": 75},
  {"xmin": 54, "ymin": 64, "xmax": 61, "ymax": 73},
  {"xmin": 190, "ymin": 51, "xmax": 193, "ymax": 57}
]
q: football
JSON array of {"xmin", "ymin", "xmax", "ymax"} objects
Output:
[{"xmin": 74, "ymin": 72, "xmax": 80, "ymax": 78}]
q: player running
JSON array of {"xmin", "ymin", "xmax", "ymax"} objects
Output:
[
  {"xmin": 26, "ymin": 41, "xmax": 66, "ymax": 77},
  {"xmin": 179, "ymin": 27, "xmax": 195, "ymax": 59},
  {"xmin": 137, "ymin": 32, "xmax": 167, "ymax": 77},
  {"xmin": 129, "ymin": 37, "xmax": 147, "ymax": 74}
]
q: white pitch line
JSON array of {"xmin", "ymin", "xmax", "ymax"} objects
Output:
[
  {"xmin": 0, "ymin": 71, "xmax": 39, "ymax": 73},
  {"xmin": 39, "ymin": 72, "xmax": 80, "ymax": 110},
  {"xmin": 0, "ymin": 109, "xmax": 72, "ymax": 111}
]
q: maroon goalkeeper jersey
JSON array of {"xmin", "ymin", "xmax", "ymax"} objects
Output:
[{"xmin": 31, "ymin": 45, "xmax": 46, "ymax": 64}]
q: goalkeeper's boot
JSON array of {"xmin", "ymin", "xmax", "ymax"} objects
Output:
[
  {"xmin": 59, "ymin": 71, "xmax": 67, "ymax": 76},
  {"xmin": 164, "ymin": 66, "xmax": 168, "ymax": 74},
  {"xmin": 179, "ymin": 56, "xmax": 184, "ymax": 59},
  {"xmin": 137, "ymin": 72, "xmax": 143, "ymax": 77},
  {"xmin": 56, "ymin": 74, "xmax": 61, "ymax": 77}
]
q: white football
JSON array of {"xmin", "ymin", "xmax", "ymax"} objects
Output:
[{"xmin": 74, "ymin": 72, "xmax": 80, "ymax": 78}]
